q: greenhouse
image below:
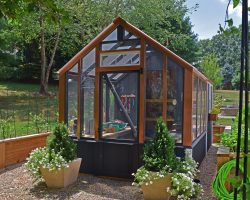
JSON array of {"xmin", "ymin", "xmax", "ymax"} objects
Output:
[{"xmin": 58, "ymin": 17, "xmax": 213, "ymax": 178}]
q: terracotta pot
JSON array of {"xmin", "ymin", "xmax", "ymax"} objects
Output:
[
  {"xmin": 209, "ymin": 113, "xmax": 218, "ymax": 121},
  {"xmin": 141, "ymin": 174, "xmax": 172, "ymax": 200},
  {"xmin": 213, "ymin": 125, "xmax": 225, "ymax": 143},
  {"xmin": 40, "ymin": 158, "xmax": 82, "ymax": 188}
]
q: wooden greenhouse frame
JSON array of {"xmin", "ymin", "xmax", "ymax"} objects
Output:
[{"xmin": 58, "ymin": 17, "xmax": 213, "ymax": 178}]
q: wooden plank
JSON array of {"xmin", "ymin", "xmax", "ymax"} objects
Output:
[
  {"xmin": 163, "ymin": 55, "xmax": 167, "ymax": 121},
  {"xmin": 2, "ymin": 133, "xmax": 49, "ymax": 167},
  {"xmin": 59, "ymin": 74, "xmax": 65, "ymax": 123},
  {"xmin": 139, "ymin": 39, "xmax": 145, "ymax": 144},
  {"xmin": 98, "ymin": 65, "xmax": 142, "ymax": 72},
  {"xmin": 94, "ymin": 45, "xmax": 100, "ymax": 141},
  {"xmin": 77, "ymin": 61, "xmax": 81, "ymax": 139},
  {"xmin": 100, "ymin": 48, "xmax": 140, "ymax": 54},
  {"xmin": 183, "ymin": 69, "xmax": 193, "ymax": 147},
  {"xmin": 0, "ymin": 142, "xmax": 5, "ymax": 168}
]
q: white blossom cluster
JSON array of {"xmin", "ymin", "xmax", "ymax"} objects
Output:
[{"xmin": 25, "ymin": 147, "xmax": 70, "ymax": 181}]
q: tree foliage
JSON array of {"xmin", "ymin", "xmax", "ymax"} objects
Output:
[
  {"xmin": 0, "ymin": 0, "xmax": 199, "ymax": 93},
  {"xmin": 198, "ymin": 28, "xmax": 241, "ymax": 89},
  {"xmin": 200, "ymin": 54, "xmax": 223, "ymax": 89}
]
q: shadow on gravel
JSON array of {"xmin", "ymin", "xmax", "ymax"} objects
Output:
[{"xmin": 28, "ymin": 174, "xmax": 143, "ymax": 200}]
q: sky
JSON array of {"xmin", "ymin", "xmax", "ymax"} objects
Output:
[{"xmin": 186, "ymin": 0, "xmax": 242, "ymax": 40}]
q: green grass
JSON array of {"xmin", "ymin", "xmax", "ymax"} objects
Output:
[
  {"xmin": 0, "ymin": 82, "xmax": 58, "ymax": 139},
  {"xmin": 214, "ymin": 90, "xmax": 250, "ymax": 126}
]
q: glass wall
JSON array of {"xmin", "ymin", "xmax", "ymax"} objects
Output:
[
  {"xmin": 192, "ymin": 77, "xmax": 198, "ymax": 140},
  {"xmin": 66, "ymin": 64, "xmax": 78, "ymax": 135},
  {"xmin": 81, "ymin": 49, "xmax": 96, "ymax": 138},
  {"xmin": 145, "ymin": 44, "xmax": 163, "ymax": 138},
  {"xmin": 166, "ymin": 59, "xmax": 184, "ymax": 143},
  {"xmin": 100, "ymin": 72, "xmax": 139, "ymax": 141},
  {"xmin": 192, "ymin": 77, "xmax": 208, "ymax": 141}
]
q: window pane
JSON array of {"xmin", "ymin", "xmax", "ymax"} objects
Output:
[
  {"xmin": 100, "ymin": 72, "xmax": 139, "ymax": 141},
  {"xmin": 197, "ymin": 80, "xmax": 202, "ymax": 136},
  {"xmin": 166, "ymin": 59, "xmax": 184, "ymax": 143},
  {"xmin": 192, "ymin": 77, "xmax": 198, "ymax": 141},
  {"xmin": 81, "ymin": 49, "xmax": 96, "ymax": 138},
  {"xmin": 145, "ymin": 44, "xmax": 163, "ymax": 138},
  {"xmin": 101, "ymin": 40, "xmax": 141, "ymax": 51},
  {"xmin": 66, "ymin": 64, "xmax": 78, "ymax": 135},
  {"xmin": 100, "ymin": 51, "xmax": 140, "ymax": 67}
]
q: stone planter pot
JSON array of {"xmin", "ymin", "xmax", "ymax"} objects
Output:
[
  {"xmin": 213, "ymin": 125, "xmax": 225, "ymax": 143},
  {"xmin": 40, "ymin": 158, "xmax": 82, "ymax": 188},
  {"xmin": 141, "ymin": 174, "xmax": 172, "ymax": 200},
  {"xmin": 209, "ymin": 113, "xmax": 218, "ymax": 121}
]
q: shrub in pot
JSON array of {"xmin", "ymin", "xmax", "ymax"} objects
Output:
[
  {"xmin": 132, "ymin": 118, "xmax": 203, "ymax": 200},
  {"xmin": 25, "ymin": 123, "xmax": 81, "ymax": 188}
]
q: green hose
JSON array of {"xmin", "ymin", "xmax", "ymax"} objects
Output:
[{"xmin": 212, "ymin": 159, "xmax": 243, "ymax": 200}]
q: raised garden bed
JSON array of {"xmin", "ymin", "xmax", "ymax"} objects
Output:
[
  {"xmin": 213, "ymin": 125, "xmax": 225, "ymax": 143},
  {"xmin": 0, "ymin": 133, "xmax": 49, "ymax": 169}
]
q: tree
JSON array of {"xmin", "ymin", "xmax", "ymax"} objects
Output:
[
  {"xmin": 201, "ymin": 54, "xmax": 223, "ymax": 89},
  {"xmin": 0, "ymin": 0, "xmax": 199, "ymax": 93}
]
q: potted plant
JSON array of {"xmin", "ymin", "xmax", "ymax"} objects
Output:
[
  {"xmin": 132, "ymin": 118, "xmax": 203, "ymax": 200},
  {"xmin": 209, "ymin": 94, "xmax": 223, "ymax": 121},
  {"xmin": 25, "ymin": 123, "xmax": 82, "ymax": 188},
  {"xmin": 213, "ymin": 124, "xmax": 226, "ymax": 143},
  {"xmin": 209, "ymin": 107, "xmax": 220, "ymax": 121}
]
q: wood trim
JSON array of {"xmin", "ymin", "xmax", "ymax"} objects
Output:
[
  {"xmin": 98, "ymin": 65, "xmax": 142, "ymax": 72},
  {"xmin": 58, "ymin": 22, "xmax": 118, "ymax": 75},
  {"xmin": 163, "ymin": 55, "xmax": 167, "ymax": 121},
  {"xmin": 100, "ymin": 48, "xmax": 140, "ymax": 54},
  {"xmin": 77, "ymin": 61, "xmax": 81, "ymax": 139},
  {"xmin": 183, "ymin": 69, "xmax": 193, "ymax": 147},
  {"xmin": 94, "ymin": 45, "xmax": 100, "ymax": 141},
  {"xmin": 139, "ymin": 39, "xmax": 145, "ymax": 144},
  {"xmin": 59, "ymin": 73, "xmax": 65, "ymax": 123}
]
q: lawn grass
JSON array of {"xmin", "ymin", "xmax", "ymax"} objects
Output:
[{"xmin": 0, "ymin": 81, "xmax": 58, "ymax": 139}]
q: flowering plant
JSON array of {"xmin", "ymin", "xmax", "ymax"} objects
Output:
[
  {"xmin": 25, "ymin": 147, "xmax": 69, "ymax": 181},
  {"xmin": 25, "ymin": 123, "xmax": 76, "ymax": 181},
  {"xmin": 132, "ymin": 165, "xmax": 172, "ymax": 187},
  {"xmin": 169, "ymin": 172, "xmax": 203, "ymax": 200}
]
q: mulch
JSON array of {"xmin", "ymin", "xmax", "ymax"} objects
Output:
[{"xmin": 0, "ymin": 146, "xmax": 218, "ymax": 200}]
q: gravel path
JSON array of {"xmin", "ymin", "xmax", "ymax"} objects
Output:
[{"xmin": 0, "ymin": 146, "xmax": 218, "ymax": 200}]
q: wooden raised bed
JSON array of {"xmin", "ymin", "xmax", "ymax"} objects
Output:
[
  {"xmin": 0, "ymin": 133, "xmax": 49, "ymax": 169},
  {"xmin": 213, "ymin": 125, "xmax": 225, "ymax": 143}
]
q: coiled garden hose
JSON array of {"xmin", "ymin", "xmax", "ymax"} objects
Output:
[{"xmin": 212, "ymin": 159, "xmax": 243, "ymax": 200}]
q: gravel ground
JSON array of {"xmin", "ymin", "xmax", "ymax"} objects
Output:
[{"xmin": 0, "ymin": 146, "xmax": 218, "ymax": 200}]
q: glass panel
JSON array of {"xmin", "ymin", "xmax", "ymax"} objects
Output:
[
  {"xmin": 67, "ymin": 64, "xmax": 78, "ymax": 135},
  {"xmin": 101, "ymin": 40, "xmax": 141, "ymax": 51},
  {"xmin": 82, "ymin": 49, "xmax": 95, "ymax": 73},
  {"xmin": 166, "ymin": 59, "xmax": 184, "ymax": 144},
  {"xmin": 100, "ymin": 51, "xmax": 140, "ymax": 67},
  {"xmin": 103, "ymin": 29, "xmax": 117, "ymax": 41},
  {"xmin": 145, "ymin": 44, "xmax": 163, "ymax": 138},
  {"xmin": 203, "ymin": 82, "xmax": 207, "ymax": 132},
  {"xmin": 192, "ymin": 77, "xmax": 198, "ymax": 141},
  {"xmin": 81, "ymin": 50, "xmax": 96, "ymax": 138},
  {"xmin": 197, "ymin": 79, "xmax": 202, "ymax": 137},
  {"xmin": 103, "ymin": 26, "xmax": 138, "ymax": 42},
  {"xmin": 100, "ymin": 72, "xmax": 139, "ymax": 141}
]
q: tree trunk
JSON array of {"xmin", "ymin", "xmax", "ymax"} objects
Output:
[
  {"xmin": 45, "ymin": 28, "xmax": 61, "ymax": 90},
  {"xmin": 39, "ymin": 16, "xmax": 47, "ymax": 95}
]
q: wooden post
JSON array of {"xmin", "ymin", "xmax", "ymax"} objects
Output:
[
  {"xmin": 139, "ymin": 40, "xmax": 145, "ymax": 144},
  {"xmin": 0, "ymin": 141, "xmax": 5, "ymax": 169},
  {"xmin": 77, "ymin": 61, "xmax": 81, "ymax": 139},
  {"xmin": 183, "ymin": 69, "xmax": 193, "ymax": 147},
  {"xmin": 163, "ymin": 55, "xmax": 167, "ymax": 121},
  {"xmin": 94, "ymin": 45, "xmax": 100, "ymax": 141},
  {"xmin": 59, "ymin": 74, "xmax": 65, "ymax": 123}
]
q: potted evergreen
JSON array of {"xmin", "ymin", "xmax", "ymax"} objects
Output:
[
  {"xmin": 132, "ymin": 118, "xmax": 203, "ymax": 200},
  {"xmin": 25, "ymin": 123, "xmax": 82, "ymax": 188}
]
